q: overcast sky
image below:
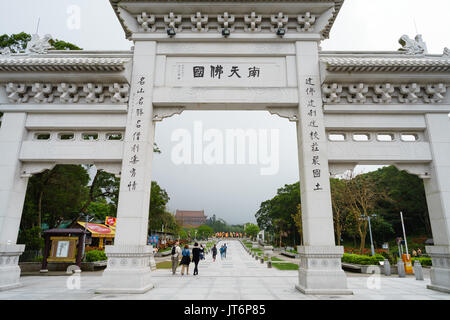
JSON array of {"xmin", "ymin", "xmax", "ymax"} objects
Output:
[{"xmin": 1, "ymin": 1, "xmax": 449, "ymax": 224}]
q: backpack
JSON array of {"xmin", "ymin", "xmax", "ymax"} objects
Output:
[{"xmin": 171, "ymin": 246, "xmax": 176, "ymax": 255}]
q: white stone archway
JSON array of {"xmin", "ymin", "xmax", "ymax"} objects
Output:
[{"xmin": 0, "ymin": 0, "xmax": 449, "ymax": 295}]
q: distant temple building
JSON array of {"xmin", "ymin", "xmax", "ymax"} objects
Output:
[{"xmin": 175, "ymin": 210, "xmax": 208, "ymax": 228}]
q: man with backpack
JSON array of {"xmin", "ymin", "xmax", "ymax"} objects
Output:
[{"xmin": 171, "ymin": 241, "xmax": 182, "ymax": 275}]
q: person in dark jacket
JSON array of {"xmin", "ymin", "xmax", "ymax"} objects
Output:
[
  {"xmin": 192, "ymin": 242, "xmax": 201, "ymax": 275},
  {"xmin": 212, "ymin": 244, "xmax": 218, "ymax": 262}
]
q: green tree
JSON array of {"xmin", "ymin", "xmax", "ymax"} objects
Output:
[
  {"xmin": 197, "ymin": 225, "xmax": 213, "ymax": 239},
  {"xmin": 244, "ymin": 224, "xmax": 260, "ymax": 240},
  {"xmin": 0, "ymin": 32, "xmax": 81, "ymax": 53},
  {"xmin": 330, "ymin": 178, "xmax": 351, "ymax": 245},
  {"xmin": 22, "ymin": 165, "xmax": 90, "ymax": 231},
  {"xmin": 291, "ymin": 204, "xmax": 303, "ymax": 246},
  {"xmin": 343, "ymin": 172, "xmax": 389, "ymax": 254},
  {"xmin": 255, "ymin": 182, "xmax": 299, "ymax": 245},
  {"xmin": 147, "ymin": 181, "xmax": 181, "ymax": 235},
  {"xmin": 368, "ymin": 166, "xmax": 430, "ymax": 236},
  {"xmin": 80, "ymin": 167, "xmax": 120, "ymax": 216}
]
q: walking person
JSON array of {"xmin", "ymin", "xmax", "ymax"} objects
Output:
[
  {"xmin": 223, "ymin": 243, "xmax": 227, "ymax": 258},
  {"xmin": 212, "ymin": 244, "xmax": 217, "ymax": 262},
  {"xmin": 219, "ymin": 245, "xmax": 224, "ymax": 259},
  {"xmin": 200, "ymin": 244, "xmax": 205, "ymax": 260},
  {"xmin": 171, "ymin": 241, "xmax": 182, "ymax": 275},
  {"xmin": 192, "ymin": 242, "xmax": 201, "ymax": 275},
  {"xmin": 180, "ymin": 244, "xmax": 191, "ymax": 275}
]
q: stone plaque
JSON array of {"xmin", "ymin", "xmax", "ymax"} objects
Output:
[{"xmin": 166, "ymin": 57, "xmax": 286, "ymax": 87}]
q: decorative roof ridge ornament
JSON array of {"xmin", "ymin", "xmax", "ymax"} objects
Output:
[
  {"xmin": 191, "ymin": 12, "xmax": 208, "ymax": 32},
  {"xmin": 244, "ymin": 12, "xmax": 262, "ymax": 32},
  {"xmin": 25, "ymin": 34, "xmax": 53, "ymax": 55},
  {"xmin": 398, "ymin": 34, "xmax": 428, "ymax": 55},
  {"xmin": 136, "ymin": 12, "xmax": 156, "ymax": 32},
  {"xmin": 443, "ymin": 47, "xmax": 450, "ymax": 57}
]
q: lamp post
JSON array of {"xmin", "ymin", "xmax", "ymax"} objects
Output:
[
  {"xmin": 81, "ymin": 213, "xmax": 93, "ymax": 259},
  {"xmin": 400, "ymin": 211, "xmax": 409, "ymax": 259},
  {"xmin": 361, "ymin": 214, "xmax": 376, "ymax": 256}
]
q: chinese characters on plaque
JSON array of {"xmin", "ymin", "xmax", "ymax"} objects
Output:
[
  {"xmin": 127, "ymin": 75, "xmax": 147, "ymax": 192},
  {"xmin": 305, "ymin": 76, "xmax": 324, "ymax": 192},
  {"xmin": 192, "ymin": 65, "xmax": 261, "ymax": 79}
]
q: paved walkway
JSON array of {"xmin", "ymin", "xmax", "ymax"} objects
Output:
[{"xmin": 1, "ymin": 240, "xmax": 449, "ymax": 300}]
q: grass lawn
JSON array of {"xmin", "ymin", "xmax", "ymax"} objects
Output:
[
  {"xmin": 271, "ymin": 257, "xmax": 284, "ymax": 261},
  {"xmin": 264, "ymin": 256, "xmax": 284, "ymax": 261},
  {"xmin": 272, "ymin": 263, "xmax": 299, "ymax": 270},
  {"xmin": 156, "ymin": 261, "xmax": 172, "ymax": 269},
  {"xmin": 251, "ymin": 248, "xmax": 262, "ymax": 253}
]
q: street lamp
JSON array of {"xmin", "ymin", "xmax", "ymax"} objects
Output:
[
  {"xmin": 361, "ymin": 214, "xmax": 377, "ymax": 256},
  {"xmin": 81, "ymin": 213, "xmax": 94, "ymax": 259}
]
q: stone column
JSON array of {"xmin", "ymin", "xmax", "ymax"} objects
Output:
[
  {"xmin": 294, "ymin": 41, "xmax": 352, "ymax": 295},
  {"xmin": 0, "ymin": 112, "xmax": 28, "ymax": 291},
  {"xmin": 423, "ymin": 113, "xmax": 450, "ymax": 293},
  {"xmin": 97, "ymin": 41, "xmax": 157, "ymax": 294}
]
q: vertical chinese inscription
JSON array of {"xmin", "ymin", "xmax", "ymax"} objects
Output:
[
  {"xmin": 304, "ymin": 76, "xmax": 324, "ymax": 192},
  {"xmin": 126, "ymin": 75, "xmax": 147, "ymax": 192}
]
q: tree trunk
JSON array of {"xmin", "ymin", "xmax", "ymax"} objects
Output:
[
  {"xmin": 336, "ymin": 223, "xmax": 341, "ymax": 246},
  {"xmin": 37, "ymin": 190, "xmax": 43, "ymax": 237},
  {"xmin": 80, "ymin": 170, "xmax": 100, "ymax": 214}
]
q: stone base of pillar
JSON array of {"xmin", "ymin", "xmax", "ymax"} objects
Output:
[
  {"xmin": 426, "ymin": 245, "xmax": 450, "ymax": 294},
  {"xmin": 295, "ymin": 245, "xmax": 353, "ymax": 295},
  {"xmin": 0, "ymin": 244, "xmax": 25, "ymax": 291},
  {"xmin": 96, "ymin": 245, "xmax": 155, "ymax": 294}
]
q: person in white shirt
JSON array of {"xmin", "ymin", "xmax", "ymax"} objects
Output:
[{"xmin": 171, "ymin": 241, "xmax": 182, "ymax": 275}]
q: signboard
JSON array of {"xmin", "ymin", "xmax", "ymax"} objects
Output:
[
  {"xmin": 77, "ymin": 222, "xmax": 115, "ymax": 238},
  {"xmin": 148, "ymin": 235, "xmax": 159, "ymax": 245},
  {"xmin": 105, "ymin": 216, "xmax": 117, "ymax": 226},
  {"xmin": 167, "ymin": 57, "xmax": 286, "ymax": 88},
  {"xmin": 47, "ymin": 236, "xmax": 78, "ymax": 263}
]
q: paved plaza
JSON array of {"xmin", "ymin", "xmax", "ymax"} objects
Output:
[{"xmin": 0, "ymin": 240, "xmax": 449, "ymax": 300}]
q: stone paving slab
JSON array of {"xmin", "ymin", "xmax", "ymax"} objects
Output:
[{"xmin": 0, "ymin": 240, "xmax": 449, "ymax": 300}]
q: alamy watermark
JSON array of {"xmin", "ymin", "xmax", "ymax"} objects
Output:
[
  {"xmin": 171, "ymin": 121, "xmax": 280, "ymax": 175},
  {"xmin": 66, "ymin": 5, "xmax": 81, "ymax": 30}
]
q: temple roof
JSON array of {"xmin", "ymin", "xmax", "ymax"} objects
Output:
[
  {"xmin": 109, "ymin": 0, "xmax": 344, "ymax": 39},
  {"xmin": 321, "ymin": 54, "xmax": 450, "ymax": 73}
]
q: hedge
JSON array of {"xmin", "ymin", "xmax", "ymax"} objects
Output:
[
  {"xmin": 85, "ymin": 250, "xmax": 107, "ymax": 262},
  {"xmin": 412, "ymin": 257, "xmax": 432, "ymax": 266},
  {"xmin": 341, "ymin": 253, "xmax": 385, "ymax": 265}
]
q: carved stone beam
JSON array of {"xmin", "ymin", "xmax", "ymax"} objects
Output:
[
  {"xmin": 393, "ymin": 163, "xmax": 432, "ymax": 179},
  {"xmin": 94, "ymin": 163, "xmax": 122, "ymax": 178},
  {"xmin": 328, "ymin": 163, "xmax": 358, "ymax": 178},
  {"xmin": 20, "ymin": 162, "xmax": 56, "ymax": 178},
  {"xmin": 266, "ymin": 107, "xmax": 298, "ymax": 122},
  {"xmin": 153, "ymin": 107, "xmax": 185, "ymax": 122}
]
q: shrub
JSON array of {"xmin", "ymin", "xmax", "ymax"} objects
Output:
[
  {"xmin": 85, "ymin": 249, "xmax": 107, "ymax": 262},
  {"xmin": 342, "ymin": 253, "xmax": 385, "ymax": 265},
  {"xmin": 412, "ymin": 257, "xmax": 432, "ymax": 267},
  {"xmin": 379, "ymin": 251, "xmax": 397, "ymax": 264}
]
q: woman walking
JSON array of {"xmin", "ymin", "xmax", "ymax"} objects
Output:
[
  {"xmin": 192, "ymin": 242, "xmax": 201, "ymax": 275},
  {"xmin": 180, "ymin": 244, "xmax": 191, "ymax": 275},
  {"xmin": 212, "ymin": 244, "xmax": 218, "ymax": 262}
]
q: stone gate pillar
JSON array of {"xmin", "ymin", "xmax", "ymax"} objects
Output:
[
  {"xmin": 294, "ymin": 41, "xmax": 352, "ymax": 295},
  {"xmin": 423, "ymin": 113, "xmax": 450, "ymax": 293},
  {"xmin": 0, "ymin": 112, "xmax": 28, "ymax": 291},
  {"xmin": 97, "ymin": 41, "xmax": 157, "ymax": 293}
]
